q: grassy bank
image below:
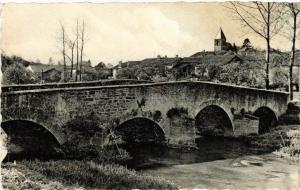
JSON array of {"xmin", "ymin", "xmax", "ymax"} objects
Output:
[
  {"xmin": 1, "ymin": 163, "xmax": 74, "ymax": 190},
  {"xmin": 2, "ymin": 144, "xmax": 177, "ymax": 189},
  {"xmin": 2, "ymin": 159, "xmax": 177, "ymax": 190},
  {"xmin": 243, "ymin": 125, "xmax": 297, "ymax": 149},
  {"xmin": 274, "ymin": 127, "xmax": 300, "ymax": 162},
  {"xmin": 243, "ymin": 125, "xmax": 300, "ymax": 161}
]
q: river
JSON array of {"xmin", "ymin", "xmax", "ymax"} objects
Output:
[
  {"xmin": 123, "ymin": 137, "xmax": 300, "ymax": 189},
  {"xmin": 2, "ymin": 126, "xmax": 300, "ymax": 189}
]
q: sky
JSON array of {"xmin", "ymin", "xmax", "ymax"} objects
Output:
[{"xmin": 1, "ymin": 3, "xmax": 297, "ymax": 66}]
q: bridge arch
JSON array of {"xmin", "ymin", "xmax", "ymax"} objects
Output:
[
  {"xmin": 115, "ymin": 117, "xmax": 166, "ymax": 143},
  {"xmin": 194, "ymin": 100, "xmax": 234, "ymax": 122},
  {"xmin": 1, "ymin": 118, "xmax": 65, "ymax": 145},
  {"xmin": 195, "ymin": 104, "xmax": 234, "ymax": 136},
  {"xmin": 253, "ymin": 106, "xmax": 278, "ymax": 134},
  {"xmin": 1, "ymin": 120, "xmax": 62, "ymax": 160}
]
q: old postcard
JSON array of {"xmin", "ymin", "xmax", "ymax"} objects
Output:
[{"xmin": 1, "ymin": 2, "xmax": 300, "ymax": 189}]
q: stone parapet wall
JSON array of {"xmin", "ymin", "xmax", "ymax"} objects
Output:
[{"xmin": 1, "ymin": 79, "xmax": 152, "ymax": 93}]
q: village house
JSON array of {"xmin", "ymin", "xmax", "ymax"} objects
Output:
[
  {"xmin": 171, "ymin": 58, "xmax": 200, "ymax": 79},
  {"xmin": 41, "ymin": 68, "xmax": 62, "ymax": 83},
  {"xmin": 170, "ymin": 53, "xmax": 243, "ymax": 80}
]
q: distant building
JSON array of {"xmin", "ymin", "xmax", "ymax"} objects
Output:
[
  {"xmin": 165, "ymin": 64, "xmax": 174, "ymax": 76},
  {"xmin": 172, "ymin": 63, "xmax": 194, "ymax": 79},
  {"xmin": 214, "ymin": 28, "xmax": 232, "ymax": 52},
  {"xmin": 112, "ymin": 64, "xmax": 122, "ymax": 79},
  {"xmin": 194, "ymin": 65, "xmax": 204, "ymax": 76},
  {"xmin": 25, "ymin": 65, "xmax": 34, "ymax": 73},
  {"xmin": 42, "ymin": 68, "xmax": 62, "ymax": 83},
  {"xmin": 170, "ymin": 54, "xmax": 243, "ymax": 80}
]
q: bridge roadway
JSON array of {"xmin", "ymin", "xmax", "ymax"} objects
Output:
[
  {"xmin": 1, "ymin": 80, "xmax": 289, "ymax": 147},
  {"xmin": 1, "ymin": 79, "xmax": 152, "ymax": 92}
]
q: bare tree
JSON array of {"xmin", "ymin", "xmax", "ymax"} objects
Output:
[
  {"xmin": 226, "ymin": 2, "xmax": 285, "ymax": 89},
  {"xmin": 79, "ymin": 20, "xmax": 86, "ymax": 81},
  {"xmin": 60, "ymin": 19, "xmax": 87, "ymax": 82},
  {"xmin": 76, "ymin": 19, "xmax": 79, "ymax": 82},
  {"xmin": 66, "ymin": 39, "xmax": 76, "ymax": 79},
  {"xmin": 283, "ymin": 3, "xmax": 300, "ymax": 100},
  {"xmin": 59, "ymin": 23, "xmax": 67, "ymax": 81}
]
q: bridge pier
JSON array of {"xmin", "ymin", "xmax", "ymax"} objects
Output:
[
  {"xmin": 233, "ymin": 115, "xmax": 259, "ymax": 136},
  {"xmin": 164, "ymin": 114, "xmax": 196, "ymax": 148}
]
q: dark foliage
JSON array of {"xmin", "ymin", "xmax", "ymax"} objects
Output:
[
  {"xmin": 166, "ymin": 107, "xmax": 188, "ymax": 118},
  {"xmin": 61, "ymin": 143, "xmax": 130, "ymax": 163},
  {"xmin": 153, "ymin": 110, "xmax": 162, "ymax": 122},
  {"xmin": 64, "ymin": 113, "xmax": 102, "ymax": 136},
  {"xmin": 2, "ymin": 63, "xmax": 37, "ymax": 85}
]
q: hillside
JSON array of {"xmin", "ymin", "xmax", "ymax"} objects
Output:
[
  {"xmin": 2, "ymin": 48, "xmax": 300, "ymax": 87},
  {"xmin": 114, "ymin": 48, "xmax": 300, "ymax": 88}
]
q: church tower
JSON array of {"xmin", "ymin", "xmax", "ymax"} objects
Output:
[{"xmin": 214, "ymin": 28, "xmax": 227, "ymax": 52}]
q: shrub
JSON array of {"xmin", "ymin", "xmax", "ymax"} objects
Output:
[
  {"xmin": 167, "ymin": 107, "xmax": 188, "ymax": 118},
  {"xmin": 63, "ymin": 113, "xmax": 104, "ymax": 142},
  {"xmin": 2, "ymin": 63, "xmax": 36, "ymax": 85},
  {"xmin": 271, "ymin": 69, "xmax": 288, "ymax": 89},
  {"xmin": 116, "ymin": 67, "xmax": 137, "ymax": 79},
  {"xmin": 274, "ymin": 128, "xmax": 300, "ymax": 162},
  {"xmin": 153, "ymin": 110, "xmax": 162, "ymax": 122},
  {"xmin": 206, "ymin": 64, "xmax": 223, "ymax": 81},
  {"xmin": 219, "ymin": 61, "xmax": 265, "ymax": 87},
  {"xmin": 61, "ymin": 144, "xmax": 131, "ymax": 163}
]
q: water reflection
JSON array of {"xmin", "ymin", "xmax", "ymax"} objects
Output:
[{"xmin": 122, "ymin": 136, "xmax": 272, "ymax": 170}]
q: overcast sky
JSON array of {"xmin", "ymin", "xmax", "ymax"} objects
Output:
[{"xmin": 1, "ymin": 3, "xmax": 295, "ymax": 66}]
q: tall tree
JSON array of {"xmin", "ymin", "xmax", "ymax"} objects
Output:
[
  {"xmin": 59, "ymin": 23, "xmax": 67, "ymax": 81},
  {"xmin": 226, "ymin": 2, "xmax": 285, "ymax": 89},
  {"xmin": 284, "ymin": 3, "xmax": 300, "ymax": 100},
  {"xmin": 79, "ymin": 20, "xmax": 86, "ymax": 81},
  {"xmin": 242, "ymin": 38, "xmax": 252, "ymax": 49},
  {"xmin": 76, "ymin": 19, "xmax": 79, "ymax": 82},
  {"xmin": 67, "ymin": 39, "xmax": 76, "ymax": 79}
]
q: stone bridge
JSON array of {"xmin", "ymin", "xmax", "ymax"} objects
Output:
[{"xmin": 1, "ymin": 81, "xmax": 289, "ymax": 148}]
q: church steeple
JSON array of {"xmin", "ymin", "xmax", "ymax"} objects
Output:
[
  {"xmin": 214, "ymin": 27, "xmax": 228, "ymax": 52},
  {"xmin": 215, "ymin": 27, "xmax": 226, "ymax": 41}
]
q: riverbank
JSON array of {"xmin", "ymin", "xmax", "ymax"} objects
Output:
[
  {"xmin": 243, "ymin": 125, "xmax": 299, "ymax": 151},
  {"xmin": 274, "ymin": 126, "xmax": 300, "ymax": 161},
  {"xmin": 1, "ymin": 125, "xmax": 299, "ymax": 189},
  {"xmin": 1, "ymin": 160, "xmax": 177, "ymax": 190},
  {"xmin": 1, "ymin": 144, "xmax": 177, "ymax": 190}
]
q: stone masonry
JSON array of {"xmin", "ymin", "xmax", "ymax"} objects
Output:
[{"xmin": 1, "ymin": 81, "xmax": 289, "ymax": 147}]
